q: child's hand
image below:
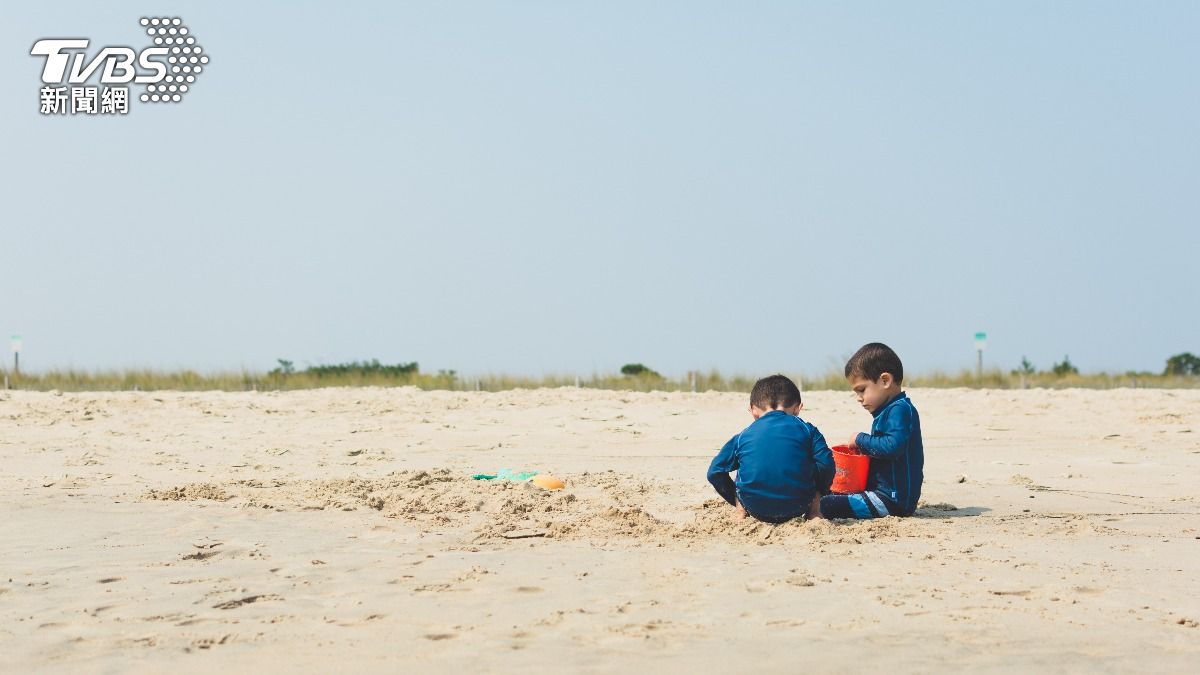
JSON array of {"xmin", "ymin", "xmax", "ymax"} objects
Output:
[{"xmin": 847, "ymin": 435, "xmax": 859, "ymax": 448}]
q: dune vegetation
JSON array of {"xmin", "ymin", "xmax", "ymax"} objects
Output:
[{"xmin": 1, "ymin": 356, "xmax": 1197, "ymax": 392}]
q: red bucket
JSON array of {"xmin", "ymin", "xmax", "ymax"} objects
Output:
[{"xmin": 830, "ymin": 445, "xmax": 869, "ymax": 494}]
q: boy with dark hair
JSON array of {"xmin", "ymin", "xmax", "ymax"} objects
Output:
[
  {"xmin": 820, "ymin": 342, "xmax": 924, "ymax": 519},
  {"xmin": 707, "ymin": 375, "xmax": 835, "ymax": 522}
]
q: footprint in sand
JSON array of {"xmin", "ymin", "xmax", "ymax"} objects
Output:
[
  {"xmin": 334, "ymin": 613, "xmax": 387, "ymax": 627},
  {"xmin": 212, "ymin": 594, "xmax": 283, "ymax": 610},
  {"xmin": 190, "ymin": 634, "xmax": 232, "ymax": 650},
  {"xmin": 117, "ymin": 636, "xmax": 158, "ymax": 648},
  {"xmin": 765, "ymin": 618, "xmax": 807, "ymax": 628}
]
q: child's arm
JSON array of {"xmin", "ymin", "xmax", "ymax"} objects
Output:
[
  {"xmin": 853, "ymin": 405, "xmax": 914, "ymax": 458},
  {"xmin": 706, "ymin": 435, "xmax": 740, "ymax": 506},
  {"xmin": 810, "ymin": 427, "xmax": 835, "ymax": 493}
]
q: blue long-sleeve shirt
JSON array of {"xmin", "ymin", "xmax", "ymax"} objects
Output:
[
  {"xmin": 707, "ymin": 411, "xmax": 835, "ymax": 519},
  {"xmin": 854, "ymin": 392, "xmax": 924, "ymax": 515}
]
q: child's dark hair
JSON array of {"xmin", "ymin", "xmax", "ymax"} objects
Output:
[
  {"xmin": 750, "ymin": 374, "xmax": 801, "ymax": 410},
  {"xmin": 845, "ymin": 342, "xmax": 904, "ymax": 385}
]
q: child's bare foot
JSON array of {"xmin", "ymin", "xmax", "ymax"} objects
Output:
[
  {"xmin": 734, "ymin": 501, "xmax": 748, "ymax": 520},
  {"xmin": 807, "ymin": 493, "xmax": 824, "ymax": 520}
]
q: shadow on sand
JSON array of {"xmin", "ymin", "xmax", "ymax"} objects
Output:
[{"xmin": 913, "ymin": 504, "xmax": 991, "ymax": 518}]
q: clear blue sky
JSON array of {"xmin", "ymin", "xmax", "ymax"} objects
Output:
[{"xmin": 3, "ymin": 2, "xmax": 1197, "ymax": 377}]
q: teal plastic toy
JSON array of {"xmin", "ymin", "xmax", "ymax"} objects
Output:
[{"xmin": 471, "ymin": 468, "xmax": 539, "ymax": 481}]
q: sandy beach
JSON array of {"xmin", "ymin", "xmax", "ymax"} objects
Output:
[{"xmin": 2, "ymin": 386, "xmax": 1198, "ymax": 673}]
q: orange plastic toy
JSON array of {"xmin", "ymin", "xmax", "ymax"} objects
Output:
[{"xmin": 530, "ymin": 474, "xmax": 565, "ymax": 490}]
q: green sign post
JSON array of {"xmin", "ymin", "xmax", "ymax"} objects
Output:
[{"xmin": 974, "ymin": 332, "xmax": 987, "ymax": 380}]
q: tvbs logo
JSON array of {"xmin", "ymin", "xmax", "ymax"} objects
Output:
[
  {"xmin": 32, "ymin": 39, "xmax": 170, "ymax": 87},
  {"xmin": 31, "ymin": 17, "xmax": 208, "ymax": 115}
]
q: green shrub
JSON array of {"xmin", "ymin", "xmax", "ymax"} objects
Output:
[
  {"xmin": 305, "ymin": 359, "xmax": 418, "ymax": 378},
  {"xmin": 1051, "ymin": 356, "xmax": 1079, "ymax": 376},
  {"xmin": 1164, "ymin": 352, "xmax": 1200, "ymax": 376},
  {"xmin": 620, "ymin": 363, "xmax": 660, "ymax": 377}
]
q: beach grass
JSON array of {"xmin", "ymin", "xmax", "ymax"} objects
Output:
[{"xmin": 0, "ymin": 366, "xmax": 1195, "ymax": 393}]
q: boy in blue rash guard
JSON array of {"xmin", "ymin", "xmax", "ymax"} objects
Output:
[
  {"xmin": 707, "ymin": 375, "xmax": 835, "ymax": 523},
  {"xmin": 820, "ymin": 343, "xmax": 924, "ymax": 519}
]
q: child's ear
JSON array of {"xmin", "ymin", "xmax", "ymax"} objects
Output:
[{"xmin": 880, "ymin": 373, "xmax": 894, "ymax": 388}]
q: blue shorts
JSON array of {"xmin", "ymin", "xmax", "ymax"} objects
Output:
[
  {"xmin": 738, "ymin": 490, "xmax": 813, "ymax": 523},
  {"xmin": 819, "ymin": 491, "xmax": 901, "ymax": 519}
]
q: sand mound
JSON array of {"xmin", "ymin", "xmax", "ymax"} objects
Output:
[
  {"xmin": 140, "ymin": 468, "xmax": 954, "ymax": 545},
  {"xmin": 143, "ymin": 483, "xmax": 232, "ymax": 502}
]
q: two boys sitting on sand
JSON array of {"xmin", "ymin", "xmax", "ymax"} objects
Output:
[{"xmin": 707, "ymin": 342, "xmax": 924, "ymax": 521}]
